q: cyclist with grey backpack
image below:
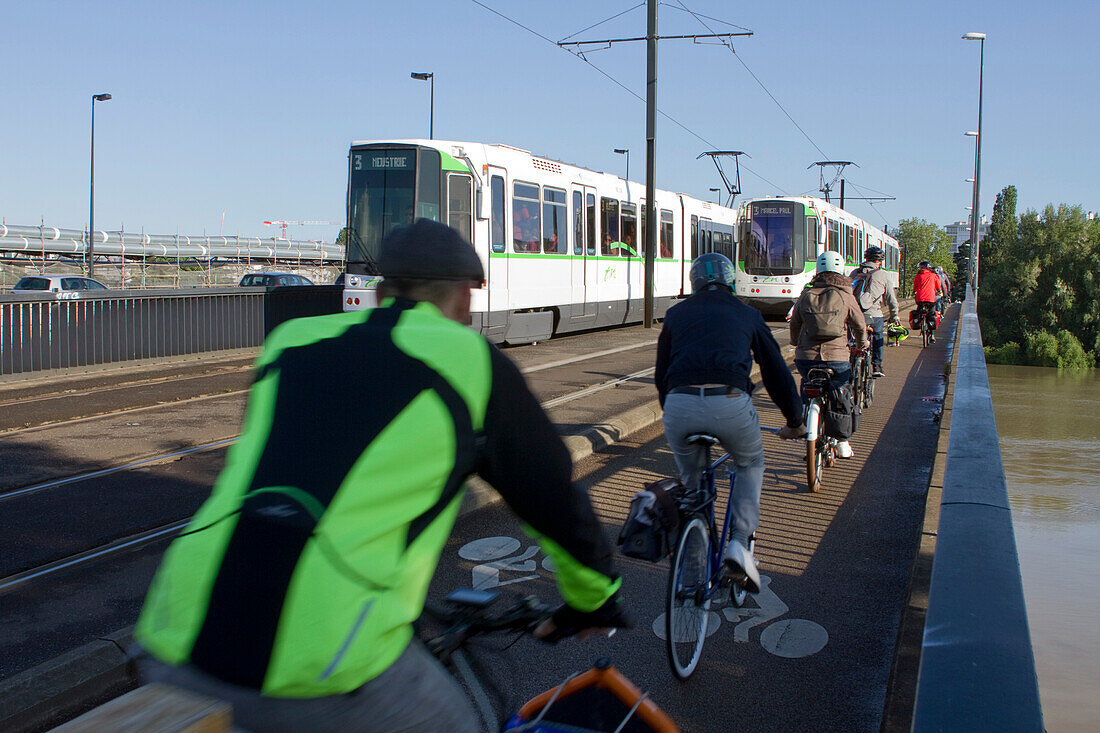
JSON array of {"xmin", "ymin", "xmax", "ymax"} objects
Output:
[
  {"xmin": 849, "ymin": 246, "xmax": 899, "ymax": 378},
  {"xmin": 789, "ymin": 251, "xmax": 868, "ymax": 459}
]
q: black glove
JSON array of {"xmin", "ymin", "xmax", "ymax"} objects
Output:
[{"xmin": 539, "ymin": 591, "xmax": 632, "ymax": 643}]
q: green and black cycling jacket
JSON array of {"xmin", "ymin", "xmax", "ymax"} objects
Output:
[{"xmin": 135, "ymin": 298, "xmax": 620, "ymax": 697}]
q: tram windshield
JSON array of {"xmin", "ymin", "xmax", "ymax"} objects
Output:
[
  {"xmin": 743, "ymin": 201, "xmax": 804, "ymax": 276},
  {"xmin": 346, "ymin": 147, "xmax": 440, "ymax": 272}
]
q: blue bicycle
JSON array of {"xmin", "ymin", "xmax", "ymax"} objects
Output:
[{"xmin": 666, "ymin": 427, "xmax": 779, "ymax": 679}]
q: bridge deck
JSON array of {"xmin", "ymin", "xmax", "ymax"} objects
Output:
[{"xmin": 430, "ymin": 304, "xmax": 956, "ymax": 732}]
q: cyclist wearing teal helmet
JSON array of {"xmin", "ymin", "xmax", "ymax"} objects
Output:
[{"xmin": 657, "ymin": 254, "xmax": 805, "ymax": 594}]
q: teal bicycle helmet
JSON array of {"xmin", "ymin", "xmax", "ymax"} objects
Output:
[{"xmin": 690, "ymin": 253, "xmax": 736, "ymax": 292}]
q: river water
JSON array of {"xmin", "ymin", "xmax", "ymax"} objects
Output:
[{"xmin": 987, "ymin": 365, "xmax": 1100, "ymax": 731}]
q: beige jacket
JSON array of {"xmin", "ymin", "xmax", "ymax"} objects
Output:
[{"xmin": 789, "ymin": 272, "xmax": 868, "ymax": 362}]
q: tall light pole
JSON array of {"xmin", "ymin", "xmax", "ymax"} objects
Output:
[
  {"xmin": 410, "ymin": 72, "xmax": 434, "ymax": 139},
  {"xmin": 89, "ymin": 92, "xmax": 112, "ymax": 278},
  {"xmin": 613, "ymin": 148, "xmax": 629, "ymax": 181},
  {"xmin": 963, "ymin": 32, "xmax": 985, "ymax": 292}
]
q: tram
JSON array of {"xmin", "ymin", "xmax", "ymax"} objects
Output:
[
  {"xmin": 341, "ymin": 139, "xmax": 738, "ymax": 344},
  {"xmin": 734, "ymin": 196, "xmax": 899, "ymax": 316}
]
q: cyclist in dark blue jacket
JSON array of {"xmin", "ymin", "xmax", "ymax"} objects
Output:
[{"xmin": 655, "ymin": 253, "xmax": 805, "ymax": 593}]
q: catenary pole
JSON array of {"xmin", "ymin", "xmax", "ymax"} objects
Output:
[{"xmin": 644, "ymin": 0, "xmax": 657, "ymax": 327}]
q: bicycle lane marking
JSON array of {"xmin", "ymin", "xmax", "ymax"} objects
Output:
[{"xmin": 651, "ymin": 574, "xmax": 829, "ymax": 659}]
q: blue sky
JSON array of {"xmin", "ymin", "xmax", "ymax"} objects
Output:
[{"xmin": 2, "ymin": 1, "xmax": 1096, "ymax": 243}]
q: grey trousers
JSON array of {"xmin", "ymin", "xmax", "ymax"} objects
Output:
[
  {"xmin": 138, "ymin": 639, "xmax": 479, "ymax": 733},
  {"xmin": 661, "ymin": 391, "xmax": 764, "ymax": 547}
]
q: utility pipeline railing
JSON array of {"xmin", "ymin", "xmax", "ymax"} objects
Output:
[
  {"xmin": 0, "ymin": 222, "xmax": 343, "ymax": 262},
  {"xmin": 912, "ymin": 287, "xmax": 1043, "ymax": 731}
]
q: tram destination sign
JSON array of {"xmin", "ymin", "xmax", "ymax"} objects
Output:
[
  {"xmin": 751, "ymin": 202, "xmax": 796, "ymax": 217},
  {"xmin": 353, "ymin": 149, "xmax": 415, "ymax": 171}
]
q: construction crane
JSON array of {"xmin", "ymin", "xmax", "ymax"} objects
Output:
[{"xmin": 262, "ymin": 219, "xmax": 341, "ymax": 240}]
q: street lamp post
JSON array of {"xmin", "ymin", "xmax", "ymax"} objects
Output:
[
  {"xmin": 410, "ymin": 72, "xmax": 434, "ymax": 139},
  {"xmin": 89, "ymin": 92, "xmax": 112, "ymax": 278},
  {"xmin": 963, "ymin": 32, "xmax": 985, "ymax": 291},
  {"xmin": 613, "ymin": 148, "xmax": 629, "ymax": 181},
  {"xmin": 709, "ymin": 187, "xmax": 721, "ymax": 205}
]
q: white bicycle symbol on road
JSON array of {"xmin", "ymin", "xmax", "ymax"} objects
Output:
[{"xmin": 457, "ymin": 536, "xmax": 828, "ymax": 659}]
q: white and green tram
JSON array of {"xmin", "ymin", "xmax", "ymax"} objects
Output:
[
  {"xmin": 734, "ymin": 196, "xmax": 899, "ymax": 316},
  {"xmin": 341, "ymin": 139, "xmax": 738, "ymax": 344}
]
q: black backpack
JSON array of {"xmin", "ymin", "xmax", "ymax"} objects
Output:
[
  {"xmin": 618, "ymin": 479, "xmax": 683, "ymax": 562},
  {"xmin": 823, "ymin": 383, "xmax": 860, "ymax": 439},
  {"xmin": 851, "ymin": 266, "xmax": 876, "ymax": 311}
]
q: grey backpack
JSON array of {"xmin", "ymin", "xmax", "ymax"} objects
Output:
[{"xmin": 802, "ymin": 286, "xmax": 847, "ymax": 342}]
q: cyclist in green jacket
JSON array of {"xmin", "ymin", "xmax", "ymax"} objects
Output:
[{"xmin": 135, "ymin": 219, "xmax": 628, "ymax": 732}]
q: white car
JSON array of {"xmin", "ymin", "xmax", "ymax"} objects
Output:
[{"xmin": 12, "ymin": 275, "xmax": 109, "ymax": 294}]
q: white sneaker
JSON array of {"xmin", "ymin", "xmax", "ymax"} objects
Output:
[
  {"xmin": 836, "ymin": 441, "xmax": 854, "ymax": 459},
  {"xmin": 722, "ymin": 541, "xmax": 761, "ymax": 595}
]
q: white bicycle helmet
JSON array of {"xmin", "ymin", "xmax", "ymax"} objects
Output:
[{"xmin": 816, "ymin": 251, "xmax": 845, "ymax": 274}]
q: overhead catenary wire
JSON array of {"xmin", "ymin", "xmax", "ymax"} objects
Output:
[
  {"xmin": 671, "ymin": 0, "xmax": 893, "ymax": 228},
  {"xmin": 469, "ymin": 0, "xmax": 788, "ymax": 194}
]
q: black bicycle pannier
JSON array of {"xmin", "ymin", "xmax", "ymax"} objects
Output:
[
  {"xmin": 823, "ymin": 383, "xmax": 860, "ymax": 440},
  {"xmin": 618, "ymin": 478, "xmax": 683, "ymax": 562}
]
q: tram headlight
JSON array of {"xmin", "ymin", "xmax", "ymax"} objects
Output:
[{"xmin": 348, "ymin": 275, "xmax": 361, "ymax": 287}]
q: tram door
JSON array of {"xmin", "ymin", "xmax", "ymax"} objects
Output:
[
  {"xmin": 570, "ymin": 184, "xmax": 597, "ymax": 319},
  {"xmin": 486, "ymin": 166, "xmax": 509, "ymax": 321}
]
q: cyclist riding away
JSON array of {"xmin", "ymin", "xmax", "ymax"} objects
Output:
[
  {"xmin": 849, "ymin": 245, "xmax": 900, "ymax": 378},
  {"xmin": 655, "ymin": 253, "xmax": 806, "ymax": 595},
  {"xmin": 934, "ymin": 266, "xmax": 952, "ymax": 314},
  {"xmin": 789, "ymin": 251, "xmax": 868, "ymax": 459},
  {"xmin": 133, "ymin": 219, "xmax": 629, "ymax": 733},
  {"xmin": 912, "ymin": 261, "xmax": 943, "ymax": 343}
]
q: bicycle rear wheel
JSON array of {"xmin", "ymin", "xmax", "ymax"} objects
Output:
[
  {"xmin": 863, "ymin": 355, "xmax": 875, "ymax": 409},
  {"xmin": 806, "ymin": 437, "xmax": 823, "ymax": 492},
  {"xmin": 850, "ymin": 359, "xmax": 864, "ymax": 409},
  {"xmin": 666, "ymin": 515, "xmax": 712, "ymax": 679},
  {"xmin": 922, "ymin": 320, "xmax": 931, "ymax": 348}
]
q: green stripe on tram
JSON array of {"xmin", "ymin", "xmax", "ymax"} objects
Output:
[{"xmin": 440, "ymin": 151, "xmax": 470, "ymax": 172}]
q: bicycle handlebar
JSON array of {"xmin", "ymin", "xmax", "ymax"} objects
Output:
[{"xmin": 422, "ymin": 595, "xmax": 553, "ymax": 664}]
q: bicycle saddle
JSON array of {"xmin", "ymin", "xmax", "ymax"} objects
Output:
[{"xmin": 686, "ymin": 434, "xmax": 720, "ymax": 447}]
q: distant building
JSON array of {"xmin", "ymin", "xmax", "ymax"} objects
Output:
[{"xmin": 944, "ymin": 216, "xmax": 989, "ymax": 254}]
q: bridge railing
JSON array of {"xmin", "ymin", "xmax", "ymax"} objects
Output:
[
  {"xmin": 0, "ymin": 286, "xmax": 343, "ymax": 377},
  {"xmin": 912, "ymin": 287, "xmax": 1043, "ymax": 730}
]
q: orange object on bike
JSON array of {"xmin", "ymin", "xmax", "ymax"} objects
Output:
[{"xmin": 507, "ymin": 659, "xmax": 679, "ymax": 732}]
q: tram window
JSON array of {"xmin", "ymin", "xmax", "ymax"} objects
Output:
[
  {"xmin": 661, "ymin": 210, "xmax": 673, "ymax": 258},
  {"xmin": 447, "ymin": 174, "xmax": 473, "ymax": 243},
  {"xmin": 513, "ymin": 182, "xmax": 541, "ymax": 253},
  {"xmin": 806, "ymin": 217, "xmax": 818, "ymax": 261},
  {"xmin": 586, "ymin": 194, "xmax": 596, "ymax": 256},
  {"xmin": 601, "ymin": 198, "xmax": 620, "ymax": 255},
  {"xmin": 416, "ymin": 149, "xmax": 441, "ymax": 221},
  {"xmin": 542, "ymin": 187, "xmax": 568, "ymax": 254},
  {"xmin": 620, "ymin": 203, "xmax": 638, "ymax": 257},
  {"xmin": 691, "ymin": 216, "xmax": 699, "ymax": 260},
  {"xmin": 490, "ymin": 176, "xmax": 505, "ymax": 253},
  {"xmin": 827, "ymin": 220, "xmax": 839, "ymax": 253},
  {"xmin": 572, "ymin": 191, "xmax": 583, "ymax": 255},
  {"xmin": 639, "ymin": 205, "xmax": 646, "ymax": 256},
  {"xmin": 845, "ymin": 225, "xmax": 854, "ymax": 263},
  {"xmin": 857, "ymin": 229, "xmax": 864, "ymax": 258}
]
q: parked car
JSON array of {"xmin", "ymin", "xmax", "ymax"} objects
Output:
[
  {"xmin": 238, "ymin": 272, "xmax": 314, "ymax": 287},
  {"xmin": 11, "ymin": 275, "xmax": 109, "ymax": 294}
]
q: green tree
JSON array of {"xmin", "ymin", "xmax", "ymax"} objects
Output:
[
  {"xmin": 978, "ymin": 184, "xmax": 1098, "ymax": 369},
  {"xmin": 893, "ymin": 218, "xmax": 954, "ymax": 296}
]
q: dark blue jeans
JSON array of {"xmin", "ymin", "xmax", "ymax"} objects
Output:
[
  {"xmin": 866, "ymin": 315, "xmax": 884, "ymax": 367},
  {"xmin": 794, "ymin": 359, "xmax": 851, "ymax": 393}
]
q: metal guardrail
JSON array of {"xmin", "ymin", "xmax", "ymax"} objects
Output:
[
  {"xmin": 0, "ymin": 286, "xmax": 343, "ymax": 377},
  {"xmin": 912, "ymin": 288, "xmax": 1043, "ymax": 731}
]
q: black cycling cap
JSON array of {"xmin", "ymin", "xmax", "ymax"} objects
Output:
[{"xmin": 378, "ymin": 219, "xmax": 485, "ymax": 283}]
